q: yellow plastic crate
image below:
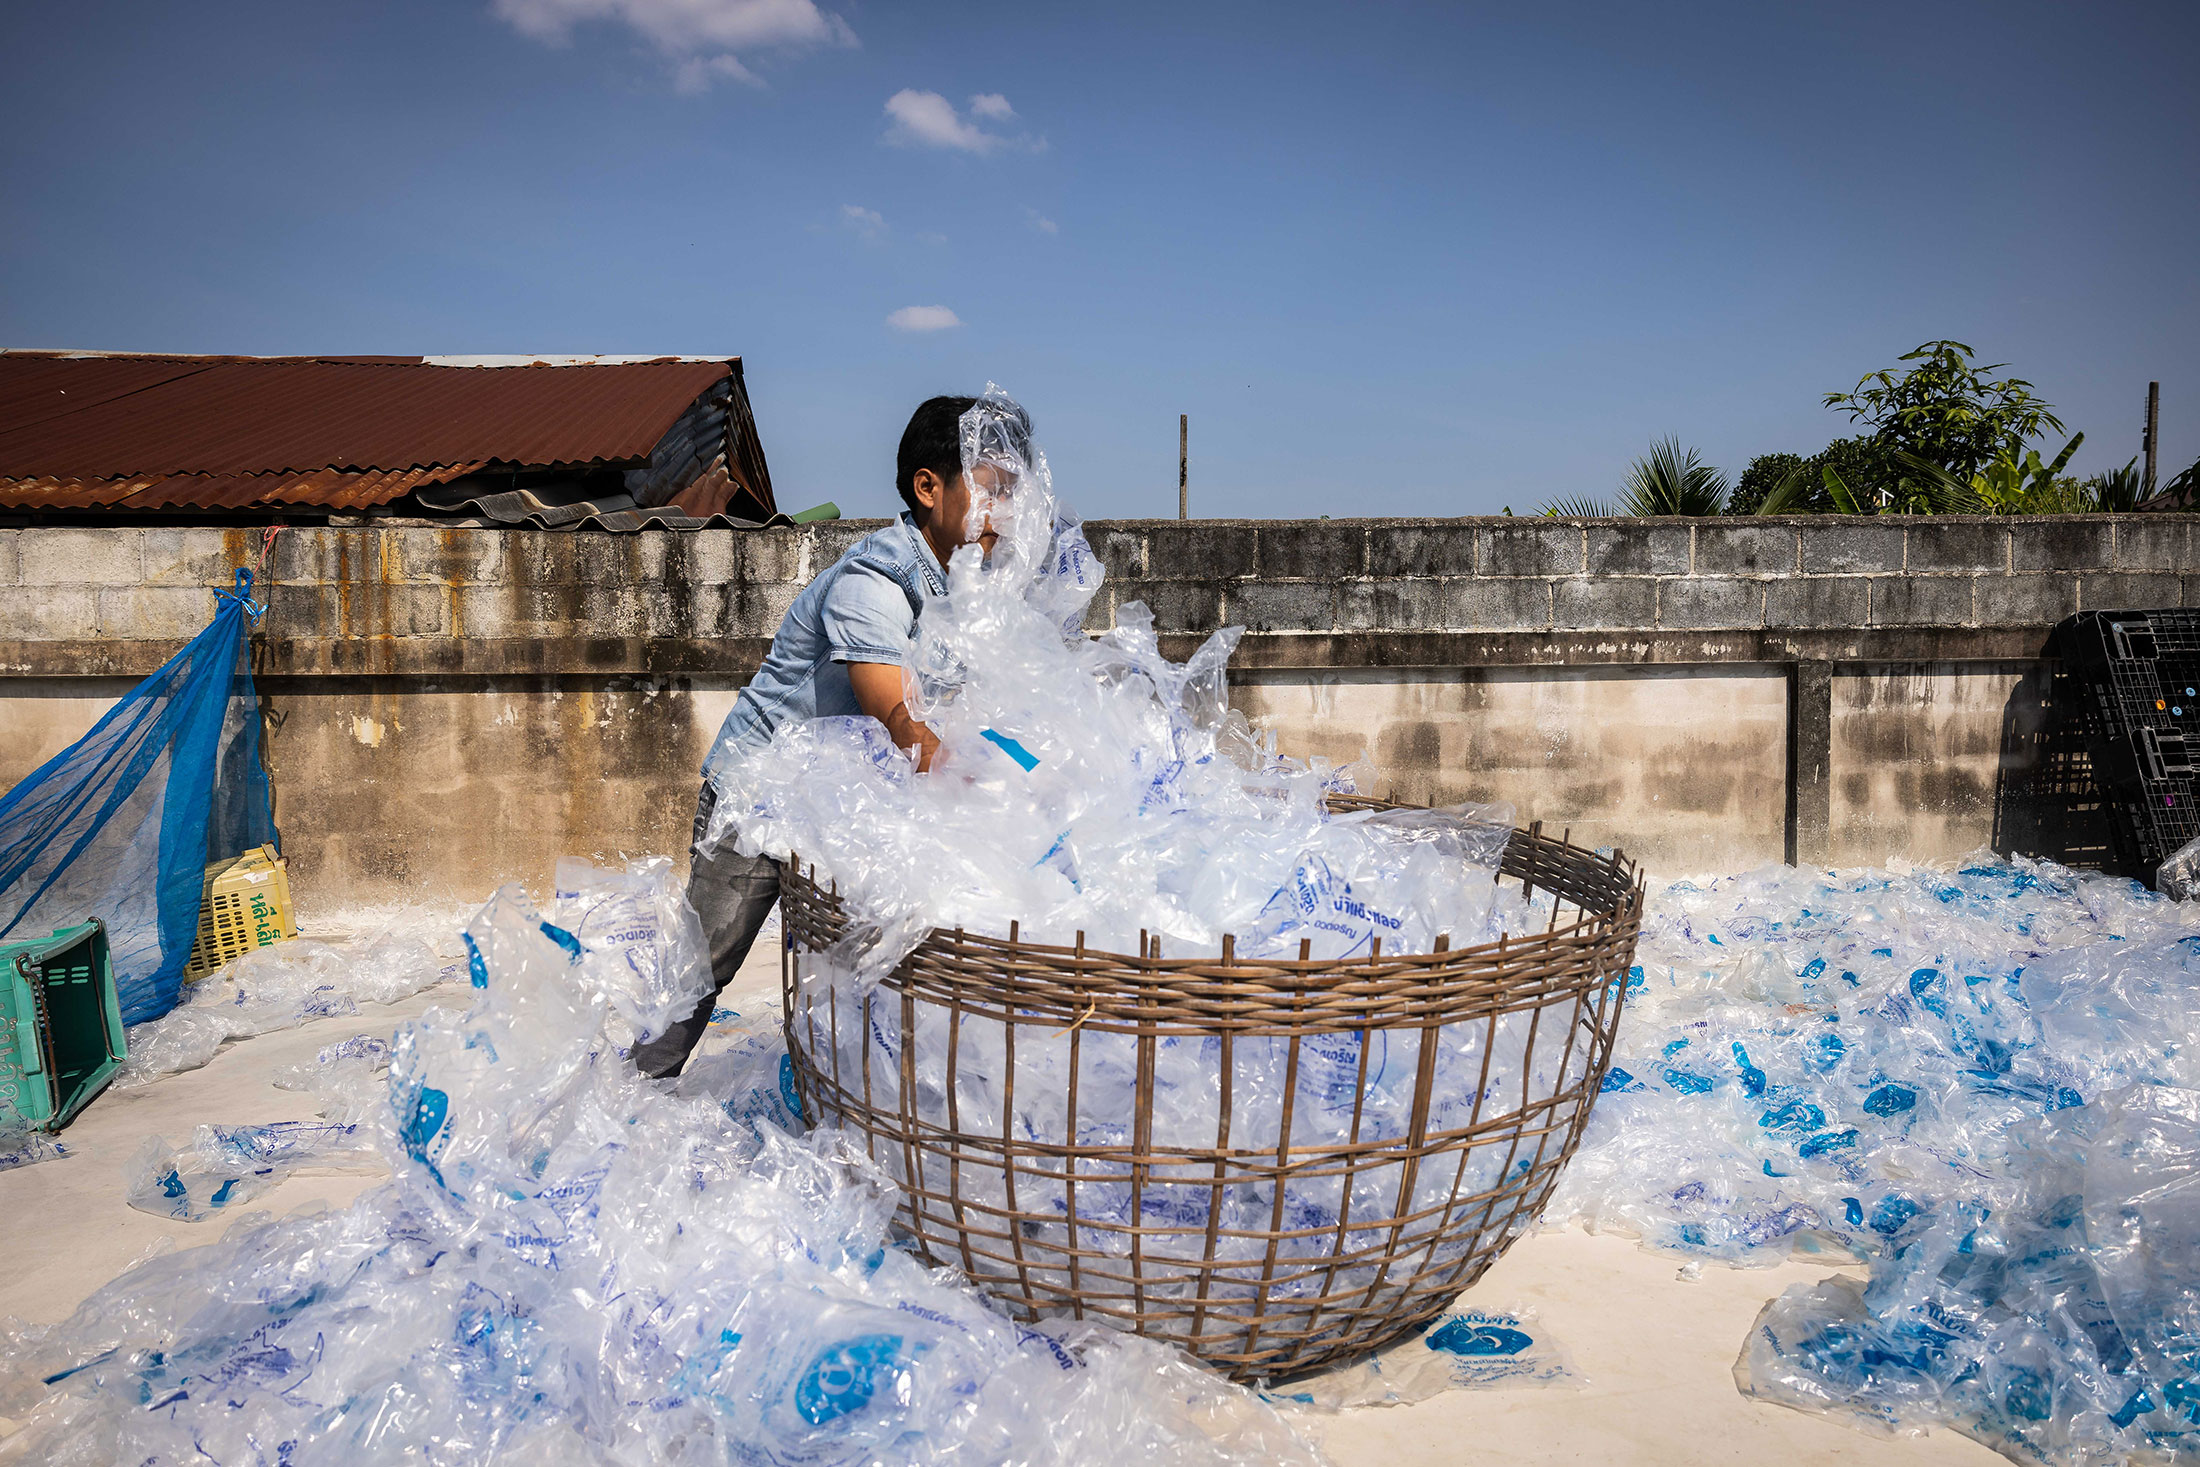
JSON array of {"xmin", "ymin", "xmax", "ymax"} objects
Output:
[{"xmin": 182, "ymin": 845, "xmax": 297, "ymax": 981}]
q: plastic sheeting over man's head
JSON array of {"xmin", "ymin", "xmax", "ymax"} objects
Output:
[{"xmin": 956, "ymin": 385, "xmax": 1057, "ymax": 587}]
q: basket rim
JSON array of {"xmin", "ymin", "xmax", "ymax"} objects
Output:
[{"xmin": 779, "ymin": 815, "xmax": 1644, "ymax": 978}]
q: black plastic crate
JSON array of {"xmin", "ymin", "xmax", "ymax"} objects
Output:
[{"xmin": 2053, "ymin": 609, "xmax": 2200, "ymax": 874}]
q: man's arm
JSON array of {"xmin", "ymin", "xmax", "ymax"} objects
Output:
[{"xmin": 847, "ymin": 662, "xmax": 942, "ymax": 771}]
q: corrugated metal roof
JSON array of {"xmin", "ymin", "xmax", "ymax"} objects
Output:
[
  {"xmin": 0, "ymin": 352, "xmax": 735, "ymax": 477},
  {"xmin": 0, "ymin": 463, "xmax": 488, "ymax": 513}
]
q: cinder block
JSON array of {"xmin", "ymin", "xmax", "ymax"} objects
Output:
[
  {"xmin": 1257, "ymin": 523, "xmax": 1364, "ymax": 579},
  {"xmin": 1906, "ymin": 521, "xmax": 2010, "ymax": 573},
  {"xmin": 2012, "ymin": 521, "xmax": 2111, "ymax": 572},
  {"xmin": 736, "ymin": 582, "xmax": 802, "ymax": 637},
  {"xmin": 0, "ymin": 529, "xmax": 17, "ymax": 584},
  {"xmin": 403, "ymin": 585, "xmax": 450, "ymax": 637},
  {"xmin": 663, "ymin": 582, "xmax": 736, "ymax": 638},
  {"xmin": 576, "ymin": 585, "xmax": 652, "ymax": 638},
  {"xmin": 506, "ymin": 532, "xmax": 576, "ymax": 585},
  {"xmin": 1693, "ymin": 524, "xmax": 1798, "ymax": 576},
  {"xmin": 805, "ymin": 521, "xmax": 875, "ymax": 568},
  {"xmin": 1341, "ymin": 578, "xmax": 1449, "ymax": 631},
  {"xmin": 1585, "ymin": 524, "xmax": 1689, "ymax": 576},
  {"xmin": 1437, "ymin": 578, "xmax": 1551, "ymax": 630},
  {"xmin": 142, "ymin": 527, "xmax": 242, "ymax": 587},
  {"xmin": 1974, "ymin": 575, "xmax": 2080, "ymax": 626},
  {"xmin": 2114, "ymin": 519, "xmax": 2191, "ymax": 572},
  {"xmin": 1872, "ymin": 575, "xmax": 1975, "ymax": 626},
  {"xmin": 567, "ymin": 535, "xmax": 650, "ymax": 588},
  {"xmin": 1658, "ymin": 577, "xmax": 1764, "ymax": 629},
  {"xmin": 1368, "ymin": 525, "xmax": 1476, "ymax": 578},
  {"xmin": 260, "ymin": 583, "xmax": 333, "ymax": 639},
  {"xmin": 97, "ymin": 585, "xmax": 218, "ymax": 641},
  {"xmin": 663, "ymin": 529, "xmax": 738, "ymax": 585},
  {"xmin": 1148, "ymin": 523, "xmax": 1257, "ymax": 580},
  {"xmin": 1800, "ymin": 522, "xmax": 1904, "ymax": 574},
  {"xmin": 0, "ymin": 587, "xmax": 96, "ymax": 639},
  {"xmin": 2082, "ymin": 573, "xmax": 2185, "ymax": 611},
  {"xmin": 1115, "ymin": 580, "xmax": 1223, "ymax": 634},
  {"xmin": 1763, "ymin": 576, "xmax": 1869, "ymax": 628},
  {"xmin": 739, "ymin": 528, "xmax": 809, "ymax": 583},
  {"xmin": 1476, "ymin": 524, "xmax": 1584, "ymax": 577},
  {"xmin": 1089, "ymin": 527, "xmax": 1146, "ymax": 580},
  {"xmin": 267, "ymin": 529, "xmax": 338, "ymax": 584},
  {"xmin": 1553, "ymin": 577, "xmax": 1658, "ymax": 629},
  {"xmin": 388, "ymin": 527, "xmax": 506, "ymax": 583},
  {"xmin": 1224, "ymin": 579, "xmax": 1337, "ymax": 632},
  {"xmin": 17, "ymin": 527, "xmax": 142, "ymax": 585}
]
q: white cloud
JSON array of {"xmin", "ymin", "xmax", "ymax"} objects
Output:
[
  {"xmin": 840, "ymin": 203, "xmax": 885, "ymax": 238},
  {"xmin": 1025, "ymin": 208, "xmax": 1058, "ymax": 235},
  {"xmin": 886, "ymin": 305, "xmax": 962, "ymax": 333},
  {"xmin": 882, "ymin": 89, "xmax": 1039, "ymax": 154},
  {"xmin": 493, "ymin": 0, "xmax": 855, "ymax": 90}
]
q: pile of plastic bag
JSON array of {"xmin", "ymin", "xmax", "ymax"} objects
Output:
[
  {"xmin": 0, "ymin": 870, "xmax": 1324, "ymax": 1466},
  {"xmin": 113, "ymin": 906, "xmax": 468, "ymax": 1087},
  {"xmin": 1546, "ymin": 856, "xmax": 2200, "ymax": 1463},
  {"xmin": 707, "ymin": 388, "xmax": 1523, "ymax": 976}
]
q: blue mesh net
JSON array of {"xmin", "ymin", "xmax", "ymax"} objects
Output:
[{"xmin": 0, "ymin": 569, "xmax": 278, "ymax": 1024}]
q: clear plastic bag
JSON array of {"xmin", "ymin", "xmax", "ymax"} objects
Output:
[
  {"xmin": 0, "ymin": 875, "xmax": 1325, "ymax": 1467},
  {"xmin": 123, "ymin": 1120, "xmax": 379, "ymax": 1221},
  {"xmin": 113, "ymin": 915, "xmax": 463, "ymax": 1087},
  {"xmin": 2158, "ymin": 831, "xmax": 2200, "ymax": 900},
  {"xmin": 550, "ymin": 854, "xmax": 714, "ymax": 1048}
]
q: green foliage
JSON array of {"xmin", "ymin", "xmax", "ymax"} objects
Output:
[
  {"xmin": 1727, "ymin": 438, "xmax": 1905, "ymax": 515},
  {"xmin": 1825, "ymin": 340, "xmax": 2064, "ymax": 480},
  {"xmin": 1540, "ymin": 494, "xmax": 1615, "ymax": 518},
  {"xmin": 1538, "ymin": 439, "xmax": 1728, "ymax": 517},
  {"xmin": 1729, "ymin": 453, "xmax": 1816, "ymax": 515},
  {"xmin": 1891, "ymin": 434, "xmax": 2125, "ymax": 515},
  {"xmin": 1618, "ymin": 438, "xmax": 1728, "ymax": 515},
  {"xmin": 2157, "ymin": 456, "xmax": 2200, "ymax": 509}
]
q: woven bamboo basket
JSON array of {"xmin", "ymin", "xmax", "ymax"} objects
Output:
[{"xmin": 778, "ymin": 806, "xmax": 1644, "ymax": 1381}]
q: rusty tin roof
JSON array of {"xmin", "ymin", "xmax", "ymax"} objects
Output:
[{"xmin": 0, "ymin": 352, "xmax": 773, "ymax": 521}]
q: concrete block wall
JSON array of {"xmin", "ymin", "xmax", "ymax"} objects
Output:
[{"xmin": 0, "ymin": 516, "xmax": 2192, "ymax": 897}]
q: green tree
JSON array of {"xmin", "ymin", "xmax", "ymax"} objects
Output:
[
  {"xmin": 1824, "ymin": 340, "xmax": 2064, "ymax": 481},
  {"xmin": 1728, "ymin": 438, "xmax": 1905, "ymax": 515}
]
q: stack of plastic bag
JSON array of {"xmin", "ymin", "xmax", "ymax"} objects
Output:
[
  {"xmin": 0, "ymin": 881, "xmax": 1325, "ymax": 1467},
  {"xmin": 1543, "ymin": 854, "xmax": 2200, "ymax": 1463}
]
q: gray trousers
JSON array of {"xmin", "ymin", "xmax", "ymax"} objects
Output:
[{"xmin": 631, "ymin": 782, "xmax": 782, "ymax": 1079}]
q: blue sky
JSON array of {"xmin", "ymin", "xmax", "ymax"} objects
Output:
[{"xmin": 3, "ymin": 1, "xmax": 2195, "ymax": 520}]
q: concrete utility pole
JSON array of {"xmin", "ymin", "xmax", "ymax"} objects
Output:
[
  {"xmin": 1179, "ymin": 415, "xmax": 1188, "ymax": 520},
  {"xmin": 2145, "ymin": 381, "xmax": 2161, "ymax": 498}
]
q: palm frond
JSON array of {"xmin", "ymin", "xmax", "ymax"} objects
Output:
[
  {"xmin": 1540, "ymin": 495, "xmax": 1616, "ymax": 518},
  {"xmin": 1619, "ymin": 438, "xmax": 1729, "ymax": 515},
  {"xmin": 1752, "ymin": 462, "xmax": 1815, "ymax": 515},
  {"xmin": 2085, "ymin": 458, "xmax": 2144, "ymax": 514},
  {"xmin": 1822, "ymin": 464, "xmax": 1864, "ymax": 515},
  {"xmin": 1890, "ymin": 452, "xmax": 1989, "ymax": 515}
]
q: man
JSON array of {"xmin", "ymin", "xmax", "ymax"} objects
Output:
[{"xmin": 631, "ymin": 395, "xmax": 1009, "ymax": 1078}]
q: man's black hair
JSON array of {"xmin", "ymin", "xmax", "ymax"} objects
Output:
[{"xmin": 896, "ymin": 396, "xmax": 979, "ymax": 514}]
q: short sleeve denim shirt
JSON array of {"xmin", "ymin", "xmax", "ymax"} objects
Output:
[{"xmin": 702, "ymin": 511, "xmax": 947, "ymax": 780}]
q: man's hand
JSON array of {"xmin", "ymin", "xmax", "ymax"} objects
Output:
[{"xmin": 847, "ymin": 662, "xmax": 942, "ymax": 771}]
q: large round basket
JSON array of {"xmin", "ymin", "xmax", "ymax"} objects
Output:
[{"xmin": 777, "ymin": 809, "xmax": 1643, "ymax": 1382}]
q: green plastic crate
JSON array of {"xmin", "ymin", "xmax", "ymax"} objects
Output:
[{"xmin": 0, "ymin": 920, "xmax": 125, "ymax": 1132}]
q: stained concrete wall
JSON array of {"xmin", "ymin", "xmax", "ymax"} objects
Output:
[
  {"xmin": 1232, "ymin": 667, "xmax": 1788, "ymax": 872},
  {"xmin": 0, "ymin": 516, "xmax": 2191, "ymax": 901}
]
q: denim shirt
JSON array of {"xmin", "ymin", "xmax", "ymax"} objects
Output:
[{"xmin": 702, "ymin": 511, "xmax": 947, "ymax": 780}]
